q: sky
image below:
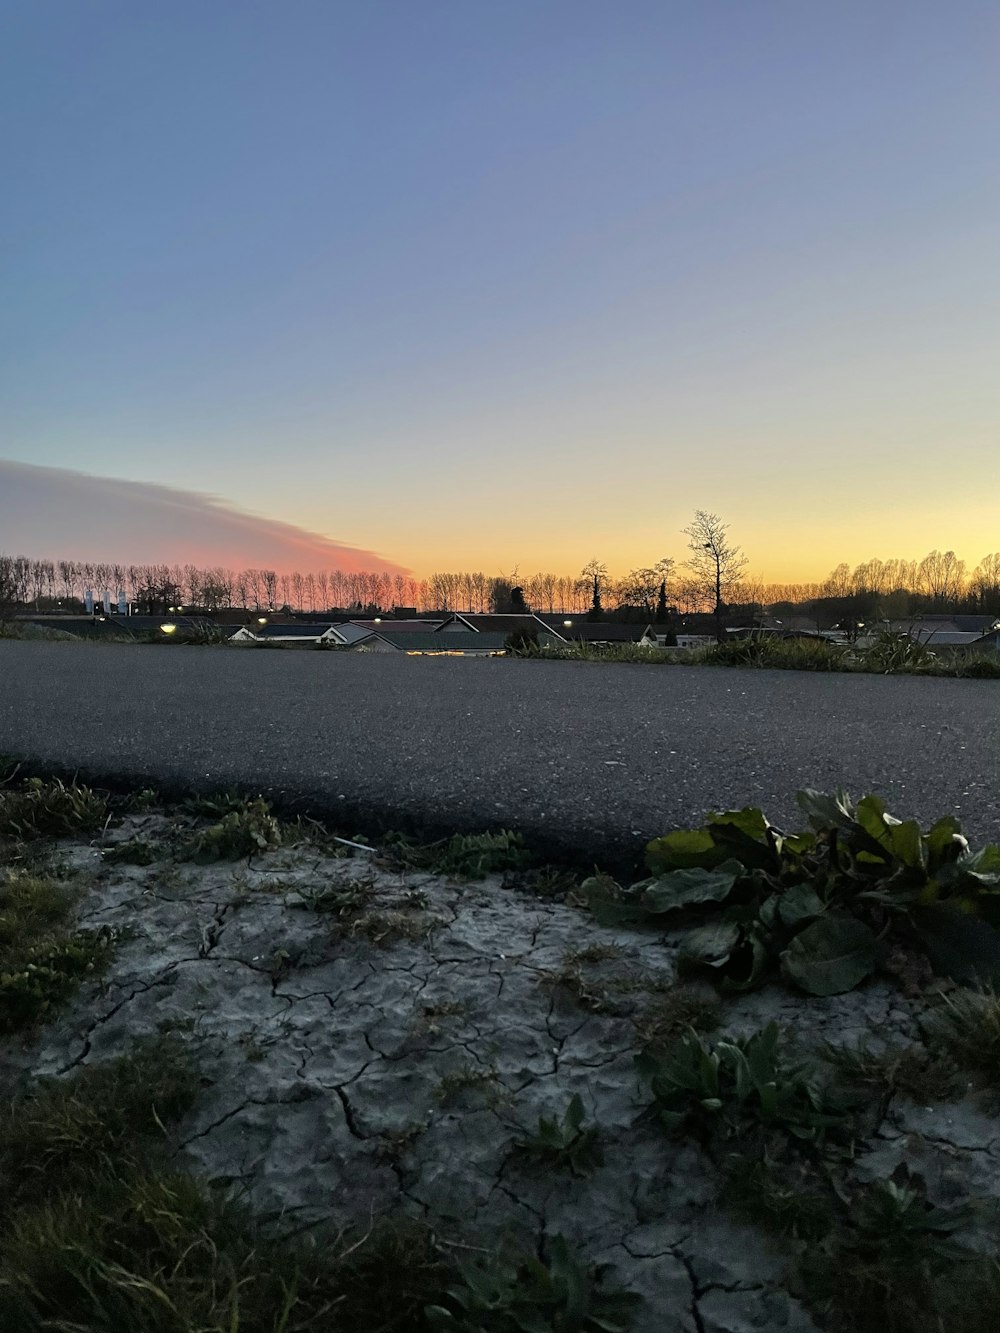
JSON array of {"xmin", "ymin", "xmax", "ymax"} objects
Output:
[{"xmin": 2, "ymin": 0, "xmax": 999, "ymax": 582}]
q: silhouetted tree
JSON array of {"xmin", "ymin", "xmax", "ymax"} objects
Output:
[{"xmin": 683, "ymin": 511, "xmax": 749, "ymax": 642}]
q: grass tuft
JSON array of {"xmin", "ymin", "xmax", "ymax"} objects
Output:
[
  {"xmin": 926, "ymin": 987, "xmax": 1000, "ymax": 1095},
  {"xmin": 0, "ymin": 775, "xmax": 109, "ymax": 843},
  {"xmin": 0, "ymin": 869, "xmax": 115, "ymax": 1032}
]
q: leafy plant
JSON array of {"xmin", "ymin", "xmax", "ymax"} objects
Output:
[
  {"xmin": 587, "ymin": 791, "xmax": 1000, "ymax": 995},
  {"xmin": 803, "ymin": 1166, "xmax": 997, "ymax": 1333},
  {"xmin": 851, "ymin": 630, "xmax": 936, "ymax": 674},
  {"xmin": 425, "ymin": 1235, "xmax": 639, "ymax": 1332},
  {"xmin": 181, "ymin": 798, "xmax": 282, "ymax": 862},
  {"xmin": 638, "ymin": 1023, "xmax": 847, "ymax": 1143},
  {"xmin": 513, "ymin": 1095, "xmax": 604, "ymax": 1175}
]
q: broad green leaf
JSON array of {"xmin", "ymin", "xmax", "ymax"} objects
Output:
[
  {"xmin": 721, "ymin": 932, "xmax": 771, "ymax": 992},
  {"xmin": 708, "ymin": 806, "xmax": 771, "ymax": 840},
  {"xmin": 853, "ymin": 796, "xmax": 925, "ymax": 872},
  {"xmin": 645, "ymin": 828, "xmax": 728, "ymax": 874},
  {"xmin": 780, "ymin": 914, "xmax": 879, "ymax": 996},
  {"xmin": 706, "ymin": 807, "xmax": 779, "ymax": 869},
  {"xmin": 889, "ymin": 820, "xmax": 925, "ymax": 870},
  {"xmin": 757, "ymin": 894, "xmax": 780, "ymax": 930},
  {"xmin": 780, "ymin": 831, "xmax": 818, "ymax": 857},
  {"xmin": 678, "ymin": 920, "xmax": 741, "ymax": 967},
  {"xmin": 565, "ymin": 1094, "xmax": 585, "ymax": 1132},
  {"xmin": 958, "ymin": 844, "xmax": 1000, "ymax": 886},
  {"xmin": 642, "ymin": 861, "xmax": 743, "ymax": 914},
  {"xmin": 796, "ymin": 788, "xmax": 856, "ymax": 831},
  {"xmin": 777, "ymin": 884, "xmax": 825, "ymax": 928},
  {"xmin": 911, "ymin": 905, "xmax": 1000, "ymax": 985},
  {"xmin": 925, "ymin": 816, "xmax": 967, "ymax": 866}
]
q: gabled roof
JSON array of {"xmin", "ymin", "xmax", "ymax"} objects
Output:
[
  {"xmin": 557, "ymin": 622, "xmax": 653, "ymax": 643},
  {"xmin": 332, "ymin": 623, "xmax": 376, "ymax": 645},
  {"xmin": 914, "ymin": 631, "xmax": 989, "ymax": 646},
  {"xmin": 351, "ymin": 618, "xmax": 446, "ymax": 633},
  {"xmin": 361, "ymin": 631, "xmax": 510, "ymax": 653},
  {"xmin": 251, "ymin": 623, "xmax": 333, "ymax": 639},
  {"xmin": 439, "ymin": 613, "xmax": 565, "ymax": 639}
]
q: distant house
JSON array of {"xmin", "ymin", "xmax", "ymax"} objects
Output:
[
  {"xmin": 351, "ymin": 618, "xmax": 447, "ymax": 634},
  {"xmin": 438, "ymin": 613, "xmax": 566, "ymax": 644},
  {"xmin": 888, "ymin": 615, "xmax": 1000, "ymax": 638},
  {"xmin": 553, "ymin": 621, "xmax": 657, "ymax": 647},
  {"xmin": 970, "ymin": 629, "xmax": 1000, "ymax": 654},
  {"xmin": 355, "ymin": 630, "xmax": 510, "ymax": 656},
  {"xmin": 229, "ymin": 623, "xmax": 372, "ymax": 647}
]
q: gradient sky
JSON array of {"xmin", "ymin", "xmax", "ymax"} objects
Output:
[{"xmin": 3, "ymin": 1, "xmax": 999, "ymax": 581}]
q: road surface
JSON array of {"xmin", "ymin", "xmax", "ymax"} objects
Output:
[{"xmin": 2, "ymin": 641, "xmax": 998, "ymax": 868}]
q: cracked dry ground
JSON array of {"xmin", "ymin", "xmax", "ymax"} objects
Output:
[{"xmin": 16, "ymin": 817, "xmax": 1000, "ymax": 1333}]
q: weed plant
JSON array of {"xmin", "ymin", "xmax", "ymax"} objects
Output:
[
  {"xmin": 588, "ymin": 789, "xmax": 1000, "ymax": 996},
  {"xmin": 426, "ymin": 1235, "xmax": 638, "ymax": 1333},
  {"xmin": 512, "ymin": 1095, "xmax": 604, "ymax": 1175},
  {"xmin": 180, "ymin": 798, "xmax": 282, "ymax": 862},
  {"xmin": 638, "ymin": 1023, "xmax": 848, "ymax": 1144}
]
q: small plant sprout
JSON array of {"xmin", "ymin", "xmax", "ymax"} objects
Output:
[
  {"xmin": 513, "ymin": 1095, "xmax": 604, "ymax": 1175},
  {"xmin": 425, "ymin": 1235, "xmax": 639, "ymax": 1333}
]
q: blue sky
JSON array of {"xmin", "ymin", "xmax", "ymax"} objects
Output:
[{"xmin": 3, "ymin": 1, "xmax": 998, "ymax": 578}]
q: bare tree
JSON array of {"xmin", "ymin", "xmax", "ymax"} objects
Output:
[
  {"xmin": 970, "ymin": 553, "xmax": 1000, "ymax": 612},
  {"xmin": 683, "ymin": 511, "xmax": 749, "ymax": 641},
  {"xmin": 916, "ymin": 550, "xmax": 966, "ymax": 606}
]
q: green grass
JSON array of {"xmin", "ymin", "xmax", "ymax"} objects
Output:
[
  {"xmin": 0, "ymin": 1043, "xmax": 450, "ymax": 1333},
  {"xmin": 696, "ymin": 637, "xmax": 848, "ymax": 671},
  {"xmin": 821, "ymin": 1036, "xmax": 966, "ymax": 1103},
  {"xmin": 384, "ymin": 829, "xmax": 532, "ymax": 878},
  {"xmin": 0, "ymin": 775, "xmax": 109, "ymax": 842},
  {"xmin": 632, "ymin": 984, "xmax": 722, "ymax": 1050},
  {"xmin": 926, "ymin": 987, "xmax": 1000, "ymax": 1096},
  {"xmin": 0, "ymin": 869, "xmax": 116, "ymax": 1032}
]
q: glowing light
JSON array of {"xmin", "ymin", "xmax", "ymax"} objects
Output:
[
  {"xmin": 257, "ymin": 616, "xmax": 268, "ymax": 624},
  {"xmin": 159, "ymin": 623, "xmax": 177, "ymax": 634},
  {"xmin": 563, "ymin": 620, "xmax": 572, "ymax": 627}
]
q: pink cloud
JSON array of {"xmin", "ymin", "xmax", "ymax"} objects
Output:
[{"xmin": 0, "ymin": 459, "xmax": 409, "ymax": 575}]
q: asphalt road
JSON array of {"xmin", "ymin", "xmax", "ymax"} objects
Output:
[{"xmin": 2, "ymin": 641, "xmax": 998, "ymax": 868}]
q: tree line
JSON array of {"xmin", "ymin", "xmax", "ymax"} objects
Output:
[{"xmin": 1, "ymin": 510, "xmax": 998, "ymax": 622}]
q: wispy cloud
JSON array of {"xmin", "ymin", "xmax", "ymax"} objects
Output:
[{"xmin": 0, "ymin": 460, "xmax": 409, "ymax": 575}]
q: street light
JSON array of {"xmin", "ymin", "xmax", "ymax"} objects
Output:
[{"xmin": 160, "ymin": 623, "xmax": 177, "ymax": 635}]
